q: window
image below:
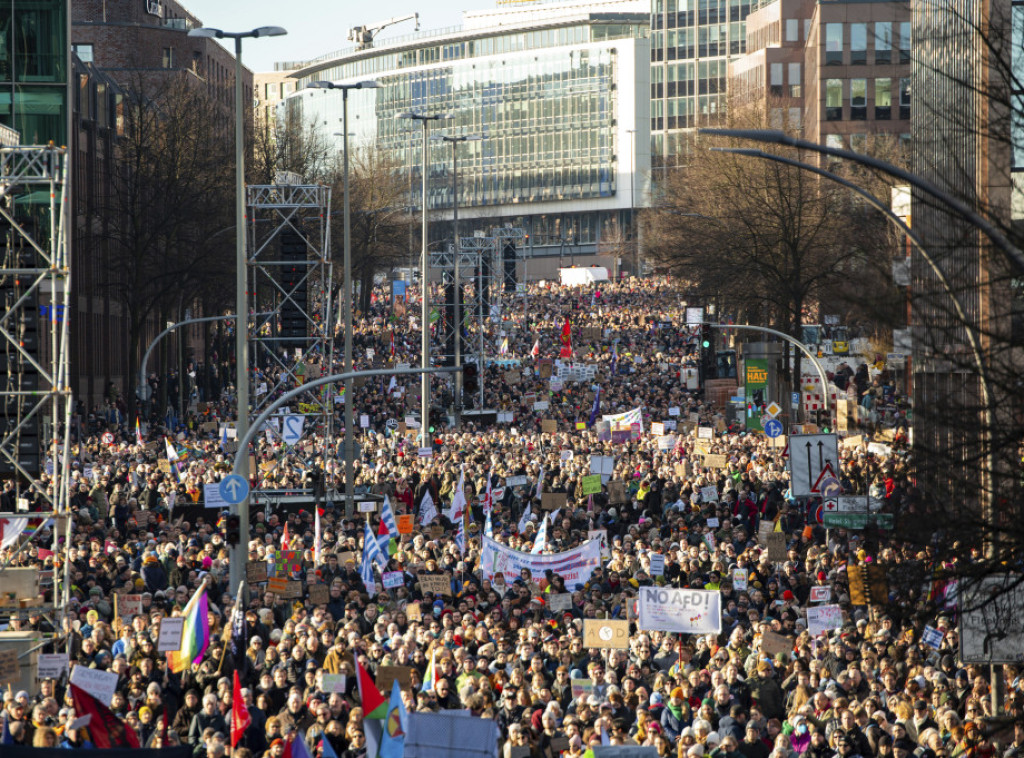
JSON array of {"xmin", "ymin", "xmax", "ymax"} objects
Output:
[
  {"xmin": 899, "ymin": 22, "xmax": 910, "ymax": 63},
  {"xmin": 826, "ymin": 78, "xmax": 843, "ymax": 120},
  {"xmin": 826, "ymin": 23, "xmax": 843, "ymax": 65},
  {"xmin": 850, "ymin": 78, "xmax": 867, "ymax": 119},
  {"xmin": 850, "ymin": 23, "xmax": 867, "ymax": 64},
  {"xmin": 875, "ymin": 77, "xmax": 891, "ymax": 119},
  {"xmin": 850, "ymin": 133, "xmax": 867, "ymax": 153},
  {"xmin": 789, "ymin": 107, "xmax": 802, "ymax": 129},
  {"xmin": 72, "ymin": 43, "xmax": 93, "ymax": 63},
  {"xmin": 786, "ymin": 18, "xmax": 799, "ymax": 42},
  {"xmin": 789, "ymin": 62, "xmax": 802, "ymax": 96},
  {"xmin": 825, "ymin": 134, "xmax": 844, "ymax": 150},
  {"xmin": 899, "ymin": 76, "xmax": 911, "ymax": 119},
  {"xmin": 874, "ymin": 22, "xmax": 892, "ymax": 64},
  {"xmin": 770, "ymin": 62, "xmax": 783, "ymax": 95},
  {"xmin": 162, "ymin": 47, "xmax": 174, "ymax": 68}
]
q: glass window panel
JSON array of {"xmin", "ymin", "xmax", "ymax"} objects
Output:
[{"xmin": 786, "ymin": 19, "xmax": 799, "ymax": 41}]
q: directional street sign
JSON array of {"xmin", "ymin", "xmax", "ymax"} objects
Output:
[
  {"xmin": 810, "ymin": 462, "xmax": 842, "ymax": 498},
  {"xmin": 789, "ymin": 433, "xmax": 839, "ymax": 497},
  {"xmin": 765, "ymin": 402, "xmax": 782, "ymax": 418},
  {"xmin": 823, "ymin": 512, "xmax": 894, "ymax": 530},
  {"xmin": 763, "ymin": 418, "xmax": 784, "ymax": 439},
  {"xmin": 219, "ymin": 474, "xmax": 249, "ymax": 505}
]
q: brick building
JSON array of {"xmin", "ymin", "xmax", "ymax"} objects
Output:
[
  {"xmin": 71, "ymin": 0, "xmax": 252, "ymax": 109},
  {"xmin": 730, "ymin": 0, "xmax": 911, "ymax": 151}
]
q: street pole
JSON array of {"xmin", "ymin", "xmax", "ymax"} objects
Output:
[
  {"xmin": 188, "ymin": 24, "xmax": 286, "ymax": 597},
  {"xmin": 420, "ymin": 119, "xmax": 429, "ymax": 446},
  {"xmin": 308, "ymin": 81, "xmax": 378, "ymax": 516}
]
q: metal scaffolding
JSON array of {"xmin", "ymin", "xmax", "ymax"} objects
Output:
[
  {"xmin": 430, "ymin": 227, "xmax": 525, "ymax": 408},
  {"xmin": 246, "ymin": 183, "xmax": 333, "ymax": 484},
  {"xmin": 0, "ymin": 145, "xmax": 73, "ymax": 636}
]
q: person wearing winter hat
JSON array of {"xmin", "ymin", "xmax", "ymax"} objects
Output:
[{"xmin": 662, "ymin": 686, "xmax": 689, "ymax": 741}]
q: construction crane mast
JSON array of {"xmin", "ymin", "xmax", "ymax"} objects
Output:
[{"xmin": 349, "ymin": 14, "xmax": 420, "ymax": 50}]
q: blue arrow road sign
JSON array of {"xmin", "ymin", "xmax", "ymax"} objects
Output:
[
  {"xmin": 764, "ymin": 419, "xmax": 783, "ymax": 438},
  {"xmin": 219, "ymin": 474, "xmax": 249, "ymax": 505}
]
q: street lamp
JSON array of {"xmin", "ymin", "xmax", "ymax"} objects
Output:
[
  {"xmin": 308, "ymin": 79, "xmax": 379, "ymax": 518},
  {"xmin": 436, "ymin": 133, "xmax": 482, "ymax": 424},
  {"xmin": 397, "ymin": 111, "xmax": 451, "ymax": 446},
  {"xmin": 188, "ymin": 24, "xmax": 286, "ymax": 597}
]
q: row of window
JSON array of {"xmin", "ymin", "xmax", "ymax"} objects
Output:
[
  {"xmin": 824, "ymin": 22, "xmax": 910, "ymax": 65},
  {"xmin": 824, "ymin": 77, "xmax": 910, "ymax": 121}
]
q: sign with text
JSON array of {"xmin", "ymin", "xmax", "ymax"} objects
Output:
[
  {"xmin": 806, "ymin": 604, "xmax": 844, "ymax": 637},
  {"xmin": 637, "ymin": 587, "xmax": 722, "ymax": 634},
  {"xmin": 809, "ymin": 586, "xmax": 832, "ymax": 604},
  {"xmin": 69, "ymin": 665, "xmax": 119, "ymax": 705},
  {"xmin": 583, "ymin": 619, "xmax": 630, "ymax": 649},
  {"xmin": 419, "ymin": 573, "xmax": 452, "ymax": 597},
  {"xmin": 157, "ymin": 617, "xmax": 185, "ymax": 652},
  {"xmin": 581, "ymin": 474, "xmax": 602, "ymax": 495},
  {"xmin": 36, "ymin": 654, "xmax": 68, "ymax": 681},
  {"xmin": 308, "ymin": 584, "xmax": 330, "ymax": 605}
]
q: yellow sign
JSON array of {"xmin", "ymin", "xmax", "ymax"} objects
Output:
[{"xmin": 746, "ymin": 366, "xmax": 768, "ymax": 384}]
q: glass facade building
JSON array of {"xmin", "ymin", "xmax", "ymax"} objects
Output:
[
  {"xmin": 0, "ymin": 0, "xmax": 69, "ymax": 144},
  {"xmin": 281, "ymin": 0, "xmax": 650, "ymax": 257},
  {"xmin": 650, "ymin": 0, "xmax": 756, "ymax": 162}
]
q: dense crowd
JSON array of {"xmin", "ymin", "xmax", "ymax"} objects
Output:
[{"xmin": 1, "ymin": 277, "xmax": 1019, "ymax": 758}]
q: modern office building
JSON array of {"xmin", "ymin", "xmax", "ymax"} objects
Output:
[
  {"xmin": 279, "ymin": 0, "xmax": 650, "ymax": 275},
  {"xmin": 910, "ymin": 0, "xmax": 1023, "ymax": 507},
  {"xmin": 730, "ymin": 0, "xmax": 910, "ymax": 151},
  {"xmin": 0, "ymin": 0, "xmax": 70, "ymax": 144},
  {"xmin": 255, "ymin": 66, "xmax": 297, "ymax": 132},
  {"xmin": 648, "ymin": 0, "xmax": 754, "ymax": 165}
]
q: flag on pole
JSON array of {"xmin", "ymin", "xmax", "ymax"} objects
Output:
[
  {"xmin": 531, "ymin": 515, "xmax": 549, "ymax": 554},
  {"xmin": 378, "ymin": 496, "xmax": 398, "ymax": 554},
  {"xmin": 588, "ymin": 385, "xmax": 602, "ymax": 428},
  {"xmin": 70, "ymin": 683, "xmax": 141, "ymax": 749},
  {"xmin": 231, "ymin": 671, "xmax": 251, "ymax": 748},
  {"xmin": 167, "ymin": 582, "xmax": 211, "ymax": 673},
  {"xmin": 0, "ymin": 517, "xmax": 28, "ymax": 551},
  {"xmin": 421, "ymin": 648, "xmax": 438, "ymax": 693},
  {"xmin": 535, "ymin": 467, "xmax": 544, "ymax": 501},
  {"xmin": 319, "ymin": 733, "xmax": 339, "ymax": 758},
  {"xmin": 280, "ymin": 522, "xmax": 290, "ymax": 549},
  {"xmin": 220, "ymin": 425, "xmax": 228, "ymax": 452},
  {"xmin": 356, "ymin": 656, "xmax": 389, "ymax": 719},
  {"xmin": 517, "ymin": 503, "xmax": 533, "ymax": 535},
  {"xmin": 418, "ymin": 490, "xmax": 438, "ymax": 526},
  {"xmin": 499, "ymin": 336, "xmax": 509, "ymax": 355},
  {"xmin": 165, "ymin": 437, "xmax": 179, "ymax": 462},
  {"xmin": 135, "ymin": 418, "xmax": 144, "ymax": 446},
  {"xmin": 530, "ymin": 339, "xmax": 540, "ymax": 358},
  {"xmin": 363, "ymin": 522, "xmax": 387, "ymax": 569},
  {"xmin": 483, "ymin": 469, "xmax": 493, "ymax": 515},
  {"xmin": 484, "ymin": 510, "xmax": 493, "ymax": 539},
  {"xmin": 559, "ymin": 316, "xmax": 573, "ymax": 358},
  {"xmin": 455, "ymin": 514, "xmax": 466, "ymax": 555},
  {"xmin": 379, "ymin": 680, "xmax": 408, "ymax": 758},
  {"xmin": 289, "ymin": 731, "xmax": 314, "ymax": 758},
  {"xmin": 229, "ymin": 580, "xmax": 248, "ymax": 680}
]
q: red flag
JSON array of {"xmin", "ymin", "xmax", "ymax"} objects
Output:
[
  {"xmin": 231, "ymin": 671, "xmax": 251, "ymax": 747},
  {"xmin": 559, "ymin": 317, "xmax": 573, "ymax": 358},
  {"xmin": 281, "ymin": 522, "xmax": 289, "ymax": 549},
  {"xmin": 70, "ymin": 683, "xmax": 141, "ymax": 749},
  {"xmin": 530, "ymin": 339, "xmax": 540, "ymax": 358}
]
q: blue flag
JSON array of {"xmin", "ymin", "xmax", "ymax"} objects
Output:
[
  {"xmin": 319, "ymin": 732, "xmax": 338, "ymax": 758},
  {"xmin": 379, "ymin": 680, "xmax": 407, "ymax": 758}
]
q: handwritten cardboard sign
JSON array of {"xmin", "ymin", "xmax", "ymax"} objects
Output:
[
  {"xmin": 246, "ymin": 562, "xmax": 268, "ymax": 583},
  {"xmin": 376, "ymin": 665, "xmax": 414, "ymax": 693},
  {"xmin": 541, "ymin": 492, "xmax": 567, "ymax": 511},
  {"xmin": 308, "ymin": 584, "xmax": 330, "ymax": 605},
  {"xmin": 419, "ymin": 573, "xmax": 452, "ymax": 597}
]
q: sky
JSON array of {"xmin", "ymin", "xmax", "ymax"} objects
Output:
[{"xmin": 182, "ymin": 0, "xmax": 478, "ymax": 72}]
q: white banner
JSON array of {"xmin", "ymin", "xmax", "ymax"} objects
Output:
[
  {"xmin": 480, "ymin": 536, "xmax": 602, "ymax": 589},
  {"xmin": 637, "ymin": 587, "xmax": 721, "ymax": 634},
  {"xmin": 602, "ymin": 407, "xmax": 644, "ymax": 432},
  {"xmin": 69, "ymin": 665, "xmax": 119, "ymax": 706}
]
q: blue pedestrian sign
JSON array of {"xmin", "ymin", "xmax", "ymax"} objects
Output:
[
  {"xmin": 219, "ymin": 474, "xmax": 249, "ymax": 505},
  {"xmin": 764, "ymin": 419, "xmax": 784, "ymax": 439}
]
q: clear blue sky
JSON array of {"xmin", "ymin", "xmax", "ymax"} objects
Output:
[{"xmin": 182, "ymin": 0, "xmax": 477, "ymax": 72}]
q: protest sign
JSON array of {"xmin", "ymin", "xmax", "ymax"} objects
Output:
[
  {"xmin": 116, "ymin": 594, "xmax": 142, "ymax": 618},
  {"xmin": 761, "ymin": 631, "xmax": 795, "ymax": 657},
  {"xmin": 588, "ymin": 529, "xmax": 610, "ymax": 559},
  {"xmin": 246, "ymin": 562, "xmax": 268, "ymax": 583},
  {"xmin": 397, "ymin": 515, "xmax": 414, "ymax": 535},
  {"xmin": 36, "ymin": 654, "xmax": 68, "ymax": 681},
  {"xmin": 607, "ymin": 481, "xmax": 627, "ymax": 504},
  {"xmin": 382, "ymin": 571, "xmax": 405, "ymax": 589},
  {"xmin": 541, "ymin": 492, "xmax": 567, "ymax": 511},
  {"xmin": 541, "ymin": 419, "xmax": 558, "ymax": 434},
  {"xmin": 157, "ymin": 617, "xmax": 185, "ymax": 652},
  {"xmin": 767, "ymin": 532, "xmax": 787, "ymax": 562},
  {"xmin": 809, "ymin": 586, "xmax": 832, "ymax": 604},
  {"xmin": 700, "ymin": 485, "xmax": 719, "ymax": 502},
  {"xmin": 732, "ymin": 569, "xmax": 748, "ymax": 591},
  {"xmin": 308, "ymin": 584, "xmax": 330, "ymax": 605},
  {"xmin": 406, "ymin": 602, "xmax": 422, "ymax": 621},
  {"xmin": 581, "ymin": 475, "xmax": 602, "ymax": 495},
  {"xmin": 70, "ymin": 665, "xmax": 119, "ymax": 705},
  {"xmin": 637, "ymin": 587, "xmax": 721, "ymax": 634},
  {"xmin": 547, "ymin": 593, "xmax": 572, "ymax": 613},
  {"xmin": 376, "ymin": 666, "xmax": 415, "ymax": 693},
  {"xmin": 321, "ymin": 674, "xmax": 348, "ymax": 693},
  {"xmin": 0, "ymin": 650, "xmax": 18, "ymax": 686},
  {"xmin": 419, "ymin": 573, "xmax": 452, "ymax": 597},
  {"xmin": 583, "ymin": 620, "xmax": 631, "ymax": 649},
  {"xmin": 806, "ymin": 604, "xmax": 844, "ymax": 637},
  {"xmin": 648, "ymin": 553, "xmax": 665, "ymax": 576},
  {"xmin": 703, "ymin": 454, "xmax": 727, "ymax": 469}
]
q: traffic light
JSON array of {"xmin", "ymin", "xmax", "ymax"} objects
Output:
[
  {"xmin": 699, "ymin": 324, "xmax": 716, "ymax": 383},
  {"xmin": 226, "ymin": 515, "xmax": 241, "ymax": 546},
  {"xmin": 463, "ymin": 362, "xmax": 479, "ymax": 394},
  {"xmin": 700, "ymin": 324, "xmax": 713, "ymax": 350}
]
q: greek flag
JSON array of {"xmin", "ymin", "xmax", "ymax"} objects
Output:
[
  {"xmin": 379, "ymin": 496, "xmax": 398, "ymax": 551},
  {"xmin": 363, "ymin": 522, "xmax": 387, "ymax": 570}
]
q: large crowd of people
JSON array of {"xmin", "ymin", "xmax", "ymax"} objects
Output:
[{"xmin": 1, "ymin": 277, "xmax": 1017, "ymax": 758}]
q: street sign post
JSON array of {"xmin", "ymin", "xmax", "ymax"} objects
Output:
[
  {"xmin": 764, "ymin": 418, "xmax": 783, "ymax": 438},
  {"xmin": 822, "ymin": 512, "xmax": 894, "ymax": 530},
  {"xmin": 219, "ymin": 474, "xmax": 249, "ymax": 505},
  {"xmin": 789, "ymin": 433, "xmax": 839, "ymax": 497}
]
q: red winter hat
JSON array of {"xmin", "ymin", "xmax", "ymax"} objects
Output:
[{"xmin": 783, "ymin": 590, "xmax": 794, "ymax": 601}]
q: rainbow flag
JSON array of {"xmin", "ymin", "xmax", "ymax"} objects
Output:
[{"xmin": 166, "ymin": 584, "xmax": 210, "ymax": 673}]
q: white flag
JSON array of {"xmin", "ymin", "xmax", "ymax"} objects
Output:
[
  {"xmin": 517, "ymin": 503, "xmax": 532, "ymax": 535},
  {"xmin": 0, "ymin": 517, "xmax": 29, "ymax": 550},
  {"xmin": 419, "ymin": 490, "xmax": 438, "ymax": 527}
]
